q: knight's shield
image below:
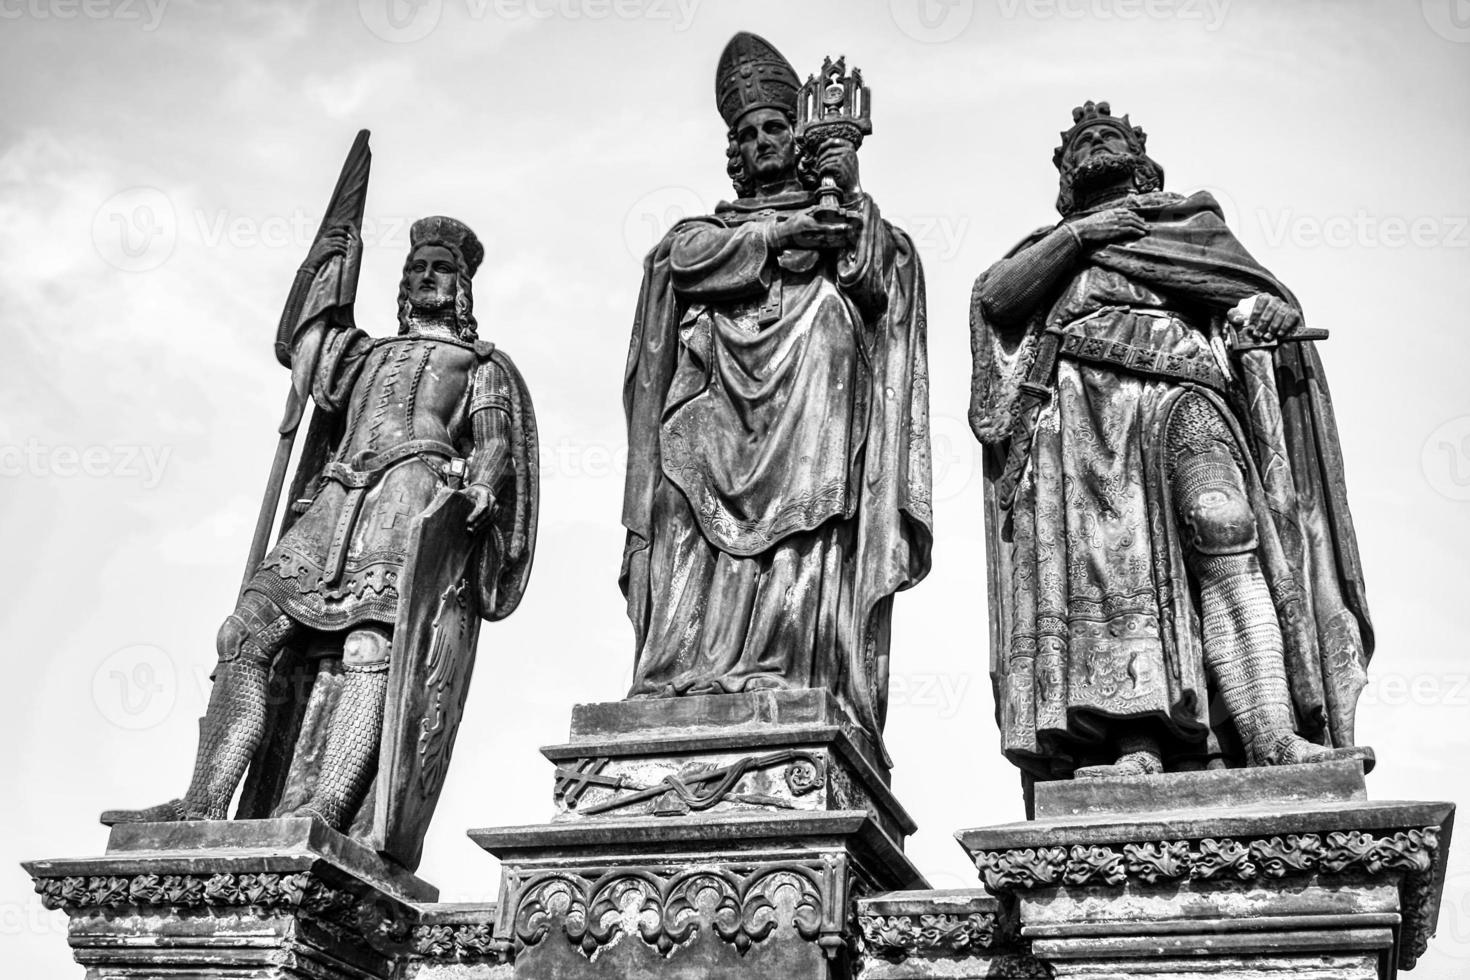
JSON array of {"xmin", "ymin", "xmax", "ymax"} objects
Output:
[{"xmin": 373, "ymin": 488, "xmax": 483, "ymax": 870}]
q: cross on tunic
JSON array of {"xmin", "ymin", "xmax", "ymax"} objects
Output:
[{"xmin": 379, "ymin": 488, "xmax": 414, "ymax": 530}]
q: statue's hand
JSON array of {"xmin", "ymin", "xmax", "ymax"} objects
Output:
[
  {"xmin": 1067, "ymin": 208, "xmax": 1147, "ymax": 246},
  {"xmin": 813, "ymin": 138, "xmax": 860, "ymax": 193},
  {"xmin": 301, "ymin": 224, "xmax": 358, "ymax": 275},
  {"xmin": 1228, "ymin": 294, "xmax": 1301, "ymax": 343},
  {"xmin": 464, "ymin": 484, "xmax": 497, "ymax": 535},
  {"xmin": 777, "ymin": 209, "xmax": 858, "ymax": 252}
]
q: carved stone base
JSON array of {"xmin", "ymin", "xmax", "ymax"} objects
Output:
[
  {"xmin": 955, "ymin": 761, "xmax": 1455, "ymax": 978},
  {"xmin": 856, "ymin": 889, "xmax": 1050, "ymax": 978},
  {"xmin": 24, "ymin": 817, "xmax": 435, "ymax": 980},
  {"xmin": 407, "ymin": 903, "xmax": 510, "ymax": 979},
  {"xmin": 545, "ymin": 691, "xmax": 915, "ymax": 844},
  {"xmin": 467, "ymin": 691, "xmax": 927, "ymax": 977},
  {"xmin": 472, "ymin": 811, "xmax": 926, "ymax": 978}
]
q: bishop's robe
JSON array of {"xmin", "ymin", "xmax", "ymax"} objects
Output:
[{"xmin": 621, "ymin": 190, "xmax": 932, "ymax": 748}]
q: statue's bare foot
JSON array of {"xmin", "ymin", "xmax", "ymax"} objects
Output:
[
  {"xmin": 1253, "ymin": 733, "xmax": 1376, "ymax": 772},
  {"xmin": 1073, "ymin": 749, "xmax": 1164, "ymax": 780},
  {"xmin": 99, "ymin": 799, "xmax": 188, "ymax": 827}
]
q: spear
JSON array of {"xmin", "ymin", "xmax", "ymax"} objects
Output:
[{"xmin": 239, "ymin": 130, "xmax": 371, "ymax": 597}]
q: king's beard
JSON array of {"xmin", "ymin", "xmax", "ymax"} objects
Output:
[{"xmin": 1070, "ymin": 150, "xmax": 1140, "ymax": 208}]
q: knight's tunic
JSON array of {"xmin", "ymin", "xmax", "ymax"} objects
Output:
[{"xmin": 248, "ymin": 329, "xmax": 504, "ymax": 632}]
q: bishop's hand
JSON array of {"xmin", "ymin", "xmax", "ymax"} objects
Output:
[
  {"xmin": 776, "ymin": 209, "xmax": 859, "ymax": 252},
  {"xmin": 813, "ymin": 138, "xmax": 860, "ymax": 194},
  {"xmin": 464, "ymin": 484, "xmax": 497, "ymax": 535}
]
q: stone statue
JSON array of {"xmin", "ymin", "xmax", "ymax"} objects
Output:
[
  {"xmin": 970, "ymin": 101, "xmax": 1372, "ymax": 782},
  {"xmin": 620, "ymin": 32, "xmax": 932, "ymax": 754},
  {"xmin": 105, "ymin": 140, "xmax": 538, "ymax": 871}
]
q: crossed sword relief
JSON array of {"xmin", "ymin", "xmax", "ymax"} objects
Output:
[{"xmin": 554, "ymin": 750, "xmax": 823, "ymax": 817}]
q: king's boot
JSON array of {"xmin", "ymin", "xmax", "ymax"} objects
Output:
[{"xmin": 1074, "ymin": 730, "xmax": 1165, "ymax": 779}]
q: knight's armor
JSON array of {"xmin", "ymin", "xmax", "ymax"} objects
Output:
[
  {"xmin": 105, "ymin": 216, "xmax": 532, "ymax": 837},
  {"xmin": 251, "ymin": 331, "xmax": 504, "ymax": 633}
]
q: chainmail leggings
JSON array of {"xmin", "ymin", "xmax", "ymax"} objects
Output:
[{"xmin": 1167, "ymin": 392, "xmax": 1294, "ymax": 760}]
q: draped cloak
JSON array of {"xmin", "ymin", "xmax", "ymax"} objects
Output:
[
  {"xmin": 969, "ymin": 191, "xmax": 1372, "ymax": 778},
  {"xmin": 621, "ymin": 191, "xmax": 932, "ymax": 754}
]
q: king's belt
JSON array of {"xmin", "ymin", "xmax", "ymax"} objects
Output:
[{"xmin": 1051, "ymin": 312, "xmax": 1224, "ymax": 390}]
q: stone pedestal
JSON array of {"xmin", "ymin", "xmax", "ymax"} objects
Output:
[
  {"xmin": 407, "ymin": 903, "xmax": 509, "ymax": 979},
  {"xmin": 855, "ymin": 889, "xmax": 1049, "ymax": 978},
  {"xmin": 25, "ymin": 817, "xmax": 436, "ymax": 980},
  {"xmin": 956, "ymin": 761, "xmax": 1454, "ymax": 978},
  {"xmin": 469, "ymin": 691, "xmax": 928, "ymax": 978}
]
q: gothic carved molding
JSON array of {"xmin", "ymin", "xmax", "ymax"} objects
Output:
[
  {"xmin": 974, "ymin": 826, "xmax": 1441, "ymax": 967},
  {"xmin": 498, "ymin": 857, "xmax": 850, "ymax": 961},
  {"xmin": 857, "ymin": 910, "xmax": 998, "ymax": 958}
]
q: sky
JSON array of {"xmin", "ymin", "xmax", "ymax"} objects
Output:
[{"xmin": 2, "ymin": 0, "xmax": 1468, "ymax": 973}]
